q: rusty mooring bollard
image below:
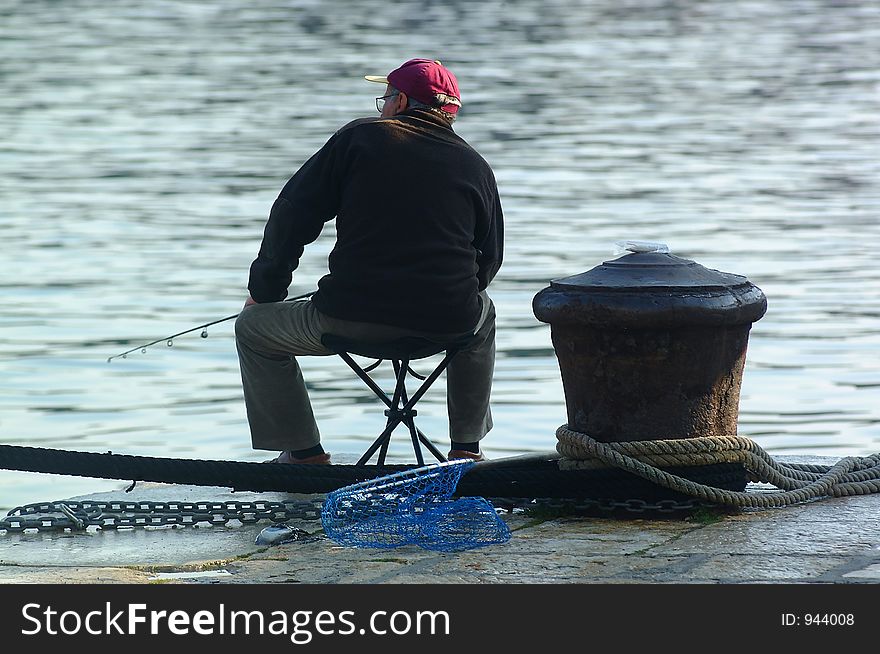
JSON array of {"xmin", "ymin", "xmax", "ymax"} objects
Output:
[{"xmin": 532, "ymin": 242, "xmax": 767, "ymax": 443}]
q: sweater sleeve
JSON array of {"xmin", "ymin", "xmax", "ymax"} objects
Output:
[
  {"xmin": 475, "ymin": 177, "xmax": 504, "ymax": 292},
  {"xmin": 247, "ymin": 134, "xmax": 343, "ymax": 302}
]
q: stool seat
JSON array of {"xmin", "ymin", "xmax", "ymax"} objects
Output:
[
  {"xmin": 321, "ymin": 334, "xmax": 472, "ymax": 361},
  {"xmin": 320, "ymin": 332, "xmax": 476, "ymax": 466}
]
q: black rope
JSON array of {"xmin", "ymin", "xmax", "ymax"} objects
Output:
[
  {"xmin": 0, "ymin": 444, "xmax": 748, "ymax": 500},
  {"xmin": 456, "ymin": 460, "xmax": 748, "ymax": 501}
]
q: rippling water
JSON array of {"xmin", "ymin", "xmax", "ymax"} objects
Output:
[{"xmin": 1, "ymin": 0, "xmax": 878, "ymax": 511}]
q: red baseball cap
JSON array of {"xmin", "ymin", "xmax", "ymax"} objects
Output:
[{"xmin": 365, "ymin": 58, "xmax": 461, "ymax": 114}]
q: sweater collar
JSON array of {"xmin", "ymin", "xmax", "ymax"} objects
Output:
[{"xmin": 399, "ymin": 107, "xmax": 455, "ymax": 131}]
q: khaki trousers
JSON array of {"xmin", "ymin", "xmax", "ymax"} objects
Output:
[{"xmin": 234, "ymin": 292, "xmax": 495, "ymax": 452}]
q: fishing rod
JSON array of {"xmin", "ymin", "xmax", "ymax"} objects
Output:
[{"xmin": 107, "ymin": 290, "xmax": 316, "ymax": 362}]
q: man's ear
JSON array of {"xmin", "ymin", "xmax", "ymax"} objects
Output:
[{"xmin": 393, "ymin": 91, "xmax": 408, "ymax": 114}]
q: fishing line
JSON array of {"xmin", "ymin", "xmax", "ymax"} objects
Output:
[{"xmin": 107, "ymin": 290, "xmax": 315, "ymax": 362}]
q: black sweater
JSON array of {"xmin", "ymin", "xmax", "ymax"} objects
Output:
[{"xmin": 248, "ymin": 108, "xmax": 503, "ymax": 333}]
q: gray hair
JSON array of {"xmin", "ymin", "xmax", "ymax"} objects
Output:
[{"xmin": 405, "ymin": 96, "xmax": 457, "ymax": 124}]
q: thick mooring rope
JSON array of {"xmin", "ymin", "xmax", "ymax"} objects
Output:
[
  {"xmin": 0, "ymin": 442, "xmax": 747, "ymax": 501},
  {"xmin": 556, "ymin": 425, "xmax": 880, "ymax": 508}
]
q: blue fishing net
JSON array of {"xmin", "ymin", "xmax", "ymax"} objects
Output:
[{"xmin": 321, "ymin": 460, "xmax": 510, "ymax": 552}]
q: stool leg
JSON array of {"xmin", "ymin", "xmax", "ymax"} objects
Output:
[
  {"xmin": 360, "ymin": 358, "xmax": 408, "ymax": 466},
  {"xmin": 416, "ymin": 429, "xmax": 447, "ymax": 462},
  {"xmin": 394, "ymin": 359, "xmax": 426, "ymax": 466},
  {"xmin": 403, "ymin": 350, "xmax": 457, "ymax": 407},
  {"xmin": 405, "ymin": 416, "xmax": 425, "ymax": 466},
  {"xmin": 377, "ymin": 427, "xmax": 392, "ymax": 465},
  {"xmin": 338, "ymin": 352, "xmax": 393, "ymax": 406},
  {"xmin": 376, "ymin": 361, "xmax": 400, "ymax": 465},
  {"xmin": 357, "ymin": 418, "xmax": 402, "ymax": 466},
  {"xmin": 379, "ymin": 360, "xmax": 405, "ymax": 465},
  {"xmin": 380, "ymin": 359, "xmax": 410, "ymax": 466},
  {"xmin": 402, "ymin": 352, "xmax": 459, "ymax": 463},
  {"xmin": 338, "ymin": 351, "xmax": 400, "ymax": 466}
]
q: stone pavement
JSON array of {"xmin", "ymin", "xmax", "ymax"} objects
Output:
[{"xmin": 1, "ymin": 456, "xmax": 879, "ymax": 585}]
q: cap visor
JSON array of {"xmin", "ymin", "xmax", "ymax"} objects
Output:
[{"xmin": 364, "ymin": 75, "xmax": 389, "ymax": 84}]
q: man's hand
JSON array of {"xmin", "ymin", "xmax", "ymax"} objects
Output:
[{"xmin": 243, "ymin": 296, "xmax": 258, "ymax": 309}]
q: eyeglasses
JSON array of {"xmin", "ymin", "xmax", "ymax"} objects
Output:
[{"xmin": 376, "ymin": 92, "xmax": 399, "ymax": 113}]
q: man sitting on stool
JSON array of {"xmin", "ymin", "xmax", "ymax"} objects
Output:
[{"xmin": 235, "ymin": 58, "xmax": 504, "ymax": 464}]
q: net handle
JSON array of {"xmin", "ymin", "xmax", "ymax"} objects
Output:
[{"xmin": 329, "ymin": 460, "xmax": 475, "ymax": 497}]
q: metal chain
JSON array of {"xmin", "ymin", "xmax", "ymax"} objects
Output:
[
  {"xmin": 1, "ymin": 496, "xmax": 710, "ymax": 534},
  {"xmin": 0, "ymin": 499, "xmax": 323, "ymax": 534}
]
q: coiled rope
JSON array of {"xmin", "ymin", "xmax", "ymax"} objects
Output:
[{"xmin": 556, "ymin": 425, "xmax": 880, "ymax": 508}]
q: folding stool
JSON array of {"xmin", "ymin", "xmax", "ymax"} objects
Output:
[{"xmin": 321, "ymin": 334, "xmax": 474, "ymax": 466}]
